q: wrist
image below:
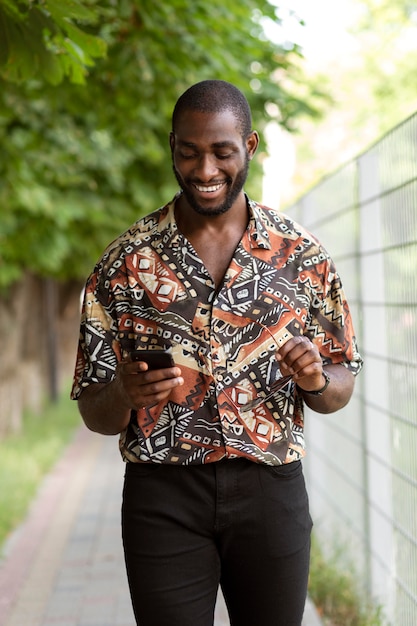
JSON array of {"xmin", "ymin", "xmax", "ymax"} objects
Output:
[{"xmin": 297, "ymin": 371, "xmax": 331, "ymax": 396}]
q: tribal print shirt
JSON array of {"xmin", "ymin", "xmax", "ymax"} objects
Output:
[{"xmin": 71, "ymin": 193, "xmax": 363, "ymax": 466}]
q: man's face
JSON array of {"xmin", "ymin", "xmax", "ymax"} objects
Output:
[{"xmin": 170, "ymin": 109, "xmax": 258, "ymax": 217}]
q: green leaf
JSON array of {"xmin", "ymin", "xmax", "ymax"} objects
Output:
[
  {"xmin": 1, "ymin": 21, "xmax": 35, "ymax": 82},
  {"xmin": 0, "ymin": 12, "xmax": 9, "ymax": 65},
  {"xmin": 43, "ymin": 0, "xmax": 98, "ymax": 24},
  {"xmin": 59, "ymin": 21, "xmax": 107, "ymax": 61},
  {"xmin": 0, "ymin": 1, "xmax": 106, "ymax": 83},
  {"xmin": 58, "ymin": 51, "xmax": 88, "ymax": 84},
  {"xmin": 0, "ymin": 1, "xmax": 26, "ymax": 22}
]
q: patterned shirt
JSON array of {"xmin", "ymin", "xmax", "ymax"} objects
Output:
[{"xmin": 71, "ymin": 193, "xmax": 363, "ymax": 465}]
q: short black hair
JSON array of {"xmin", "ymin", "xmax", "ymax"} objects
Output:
[{"xmin": 172, "ymin": 80, "xmax": 252, "ymax": 139}]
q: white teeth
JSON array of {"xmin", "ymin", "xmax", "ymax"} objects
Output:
[{"xmin": 194, "ymin": 183, "xmax": 224, "ymax": 193}]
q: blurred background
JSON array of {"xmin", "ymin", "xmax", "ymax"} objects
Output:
[{"xmin": 0, "ymin": 1, "xmax": 416, "ymax": 624}]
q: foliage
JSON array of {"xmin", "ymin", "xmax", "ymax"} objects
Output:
[
  {"xmin": 0, "ymin": 386, "xmax": 80, "ymax": 551},
  {"xmin": 309, "ymin": 536, "xmax": 388, "ymax": 626},
  {"xmin": 0, "ymin": 0, "xmax": 325, "ymax": 289},
  {"xmin": 0, "ymin": 0, "xmax": 106, "ymax": 84}
]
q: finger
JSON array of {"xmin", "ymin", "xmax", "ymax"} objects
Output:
[
  {"xmin": 278, "ymin": 338, "xmax": 321, "ymax": 378},
  {"xmin": 278, "ymin": 336, "xmax": 315, "ymax": 365},
  {"xmin": 139, "ymin": 367, "xmax": 183, "ymax": 384},
  {"xmin": 131, "ymin": 373, "xmax": 183, "ymax": 399},
  {"xmin": 141, "ymin": 375, "xmax": 184, "ymax": 395},
  {"xmin": 133, "ymin": 376, "xmax": 184, "ymax": 410},
  {"xmin": 291, "ymin": 350, "xmax": 322, "ymax": 377},
  {"xmin": 276, "ymin": 335, "xmax": 305, "ymax": 360},
  {"xmin": 293, "ymin": 360, "xmax": 323, "ymax": 382},
  {"xmin": 123, "ymin": 360, "xmax": 149, "ymax": 375}
]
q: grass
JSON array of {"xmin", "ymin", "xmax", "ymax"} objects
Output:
[
  {"xmin": 0, "ymin": 386, "xmax": 81, "ymax": 552},
  {"xmin": 308, "ymin": 535, "xmax": 388, "ymax": 626}
]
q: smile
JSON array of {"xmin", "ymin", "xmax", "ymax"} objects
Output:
[{"xmin": 193, "ymin": 183, "xmax": 225, "ymax": 193}]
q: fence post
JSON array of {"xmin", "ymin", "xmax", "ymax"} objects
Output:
[{"xmin": 357, "ymin": 148, "xmax": 394, "ymax": 615}]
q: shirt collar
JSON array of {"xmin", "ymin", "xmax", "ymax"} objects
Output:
[
  {"xmin": 157, "ymin": 192, "xmax": 272, "ymax": 251},
  {"xmin": 155, "ymin": 192, "xmax": 182, "ymax": 249},
  {"xmin": 246, "ymin": 196, "xmax": 272, "ymax": 250}
]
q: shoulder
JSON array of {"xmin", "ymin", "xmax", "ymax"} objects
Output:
[
  {"xmin": 248, "ymin": 197, "xmax": 327, "ymax": 252},
  {"xmin": 102, "ymin": 209, "xmax": 163, "ymax": 259},
  {"xmin": 83, "ymin": 199, "xmax": 177, "ymax": 296},
  {"xmin": 98, "ymin": 197, "xmax": 177, "ymax": 268}
]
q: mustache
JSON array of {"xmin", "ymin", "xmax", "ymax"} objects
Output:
[{"xmin": 172, "ymin": 165, "xmax": 234, "ymax": 188}]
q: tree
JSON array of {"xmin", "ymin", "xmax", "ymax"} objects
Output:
[
  {"xmin": 0, "ymin": 0, "xmax": 106, "ymax": 84},
  {"xmin": 0, "ymin": 0, "xmax": 323, "ymax": 289}
]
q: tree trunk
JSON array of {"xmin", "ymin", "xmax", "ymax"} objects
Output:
[{"xmin": 0, "ymin": 275, "xmax": 83, "ymax": 438}]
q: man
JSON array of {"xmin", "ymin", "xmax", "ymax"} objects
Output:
[{"xmin": 72, "ymin": 80, "xmax": 363, "ymax": 626}]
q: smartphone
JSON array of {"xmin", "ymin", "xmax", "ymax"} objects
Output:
[{"xmin": 131, "ymin": 349, "xmax": 175, "ymax": 370}]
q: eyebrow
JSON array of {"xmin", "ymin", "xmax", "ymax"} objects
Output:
[{"xmin": 178, "ymin": 140, "xmax": 238, "ymax": 149}]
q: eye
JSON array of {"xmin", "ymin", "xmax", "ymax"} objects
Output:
[
  {"xmin": 179, "ymin": 151, "xmax": 197, "ymax": 160},
  {"xmin": 216, "ymin": 153, "xmax": 232, "ymax": 160}
]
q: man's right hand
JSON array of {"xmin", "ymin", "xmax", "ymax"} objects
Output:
[
  {"xmin": 114, "ymin": 358, "xmax": 184, "ymax": 411},
  {"xmin": 77, "ymin": 359, "xmax": 183, "ymax": 435}
]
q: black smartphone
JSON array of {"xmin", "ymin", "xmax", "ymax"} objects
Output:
[{"xmin": 130, "ymin": 349, "xmax": 175, "ymax": 370}]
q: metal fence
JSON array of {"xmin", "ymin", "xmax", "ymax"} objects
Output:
[{"xmin": 286, "ymin": 111, "xmax": 417, "ymax": 625}]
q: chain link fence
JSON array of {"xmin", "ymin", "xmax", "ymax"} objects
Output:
[{"xmin": 286, "ymin": 111, "xmax": 417, "ymax": 625}]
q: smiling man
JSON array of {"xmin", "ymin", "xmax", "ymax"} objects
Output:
[{"xmin": 72, "ymin": 80, "xmax": 363, "ymax": 626}]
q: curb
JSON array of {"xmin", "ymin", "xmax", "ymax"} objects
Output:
[{"xmin": 0, "ymin": 428, "xmax": 102, "ymax": 626}]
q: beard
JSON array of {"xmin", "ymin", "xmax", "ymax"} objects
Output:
[{"xmin": 173, "ymin": 155, "xmax": 250, "ymax": 217}]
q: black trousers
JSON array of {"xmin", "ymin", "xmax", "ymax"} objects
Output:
[{"xmin": 122, "ymin": 458, "xmax": 312, "ymax": 626}]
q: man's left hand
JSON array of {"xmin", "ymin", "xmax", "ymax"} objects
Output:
[{"xmin": 277, "ymin": 335, "xmax": 325, "ymax": 393}]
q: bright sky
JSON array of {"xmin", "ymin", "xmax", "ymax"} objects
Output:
[
  {"xmin": 261, "ymin": 0, "xmax": 360, "ymax": 208},
  {"xmin": 264, "ymin": 0, "xmax": 360, "ymax": 62}
]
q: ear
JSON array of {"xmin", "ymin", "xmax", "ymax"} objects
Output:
[
  {"xmin": 246, "ymin": 130, "xmax": 259, "ymax": 160},
  {"xmin": 169, "ymin": 131, "xmax": 175, "ymax": 153}
]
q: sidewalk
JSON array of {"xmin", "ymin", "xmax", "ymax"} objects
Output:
[{"xmin": 0, "ymin": 427, "xmax": 322, "ymax": 626}]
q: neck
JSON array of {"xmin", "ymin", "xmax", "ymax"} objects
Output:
[{"xmin": 174, "ymin": 191, "xmax": 248, "ymax": 237}]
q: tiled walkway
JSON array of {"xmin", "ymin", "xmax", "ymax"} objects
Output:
[{"xmin": 0, "ymin": 427, "xmax": 322, "ymax": 626}]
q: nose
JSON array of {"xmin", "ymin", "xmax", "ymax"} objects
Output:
[{"xmin": 195, "ymin": 154, "xmax": 219, "ymax": 181}]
